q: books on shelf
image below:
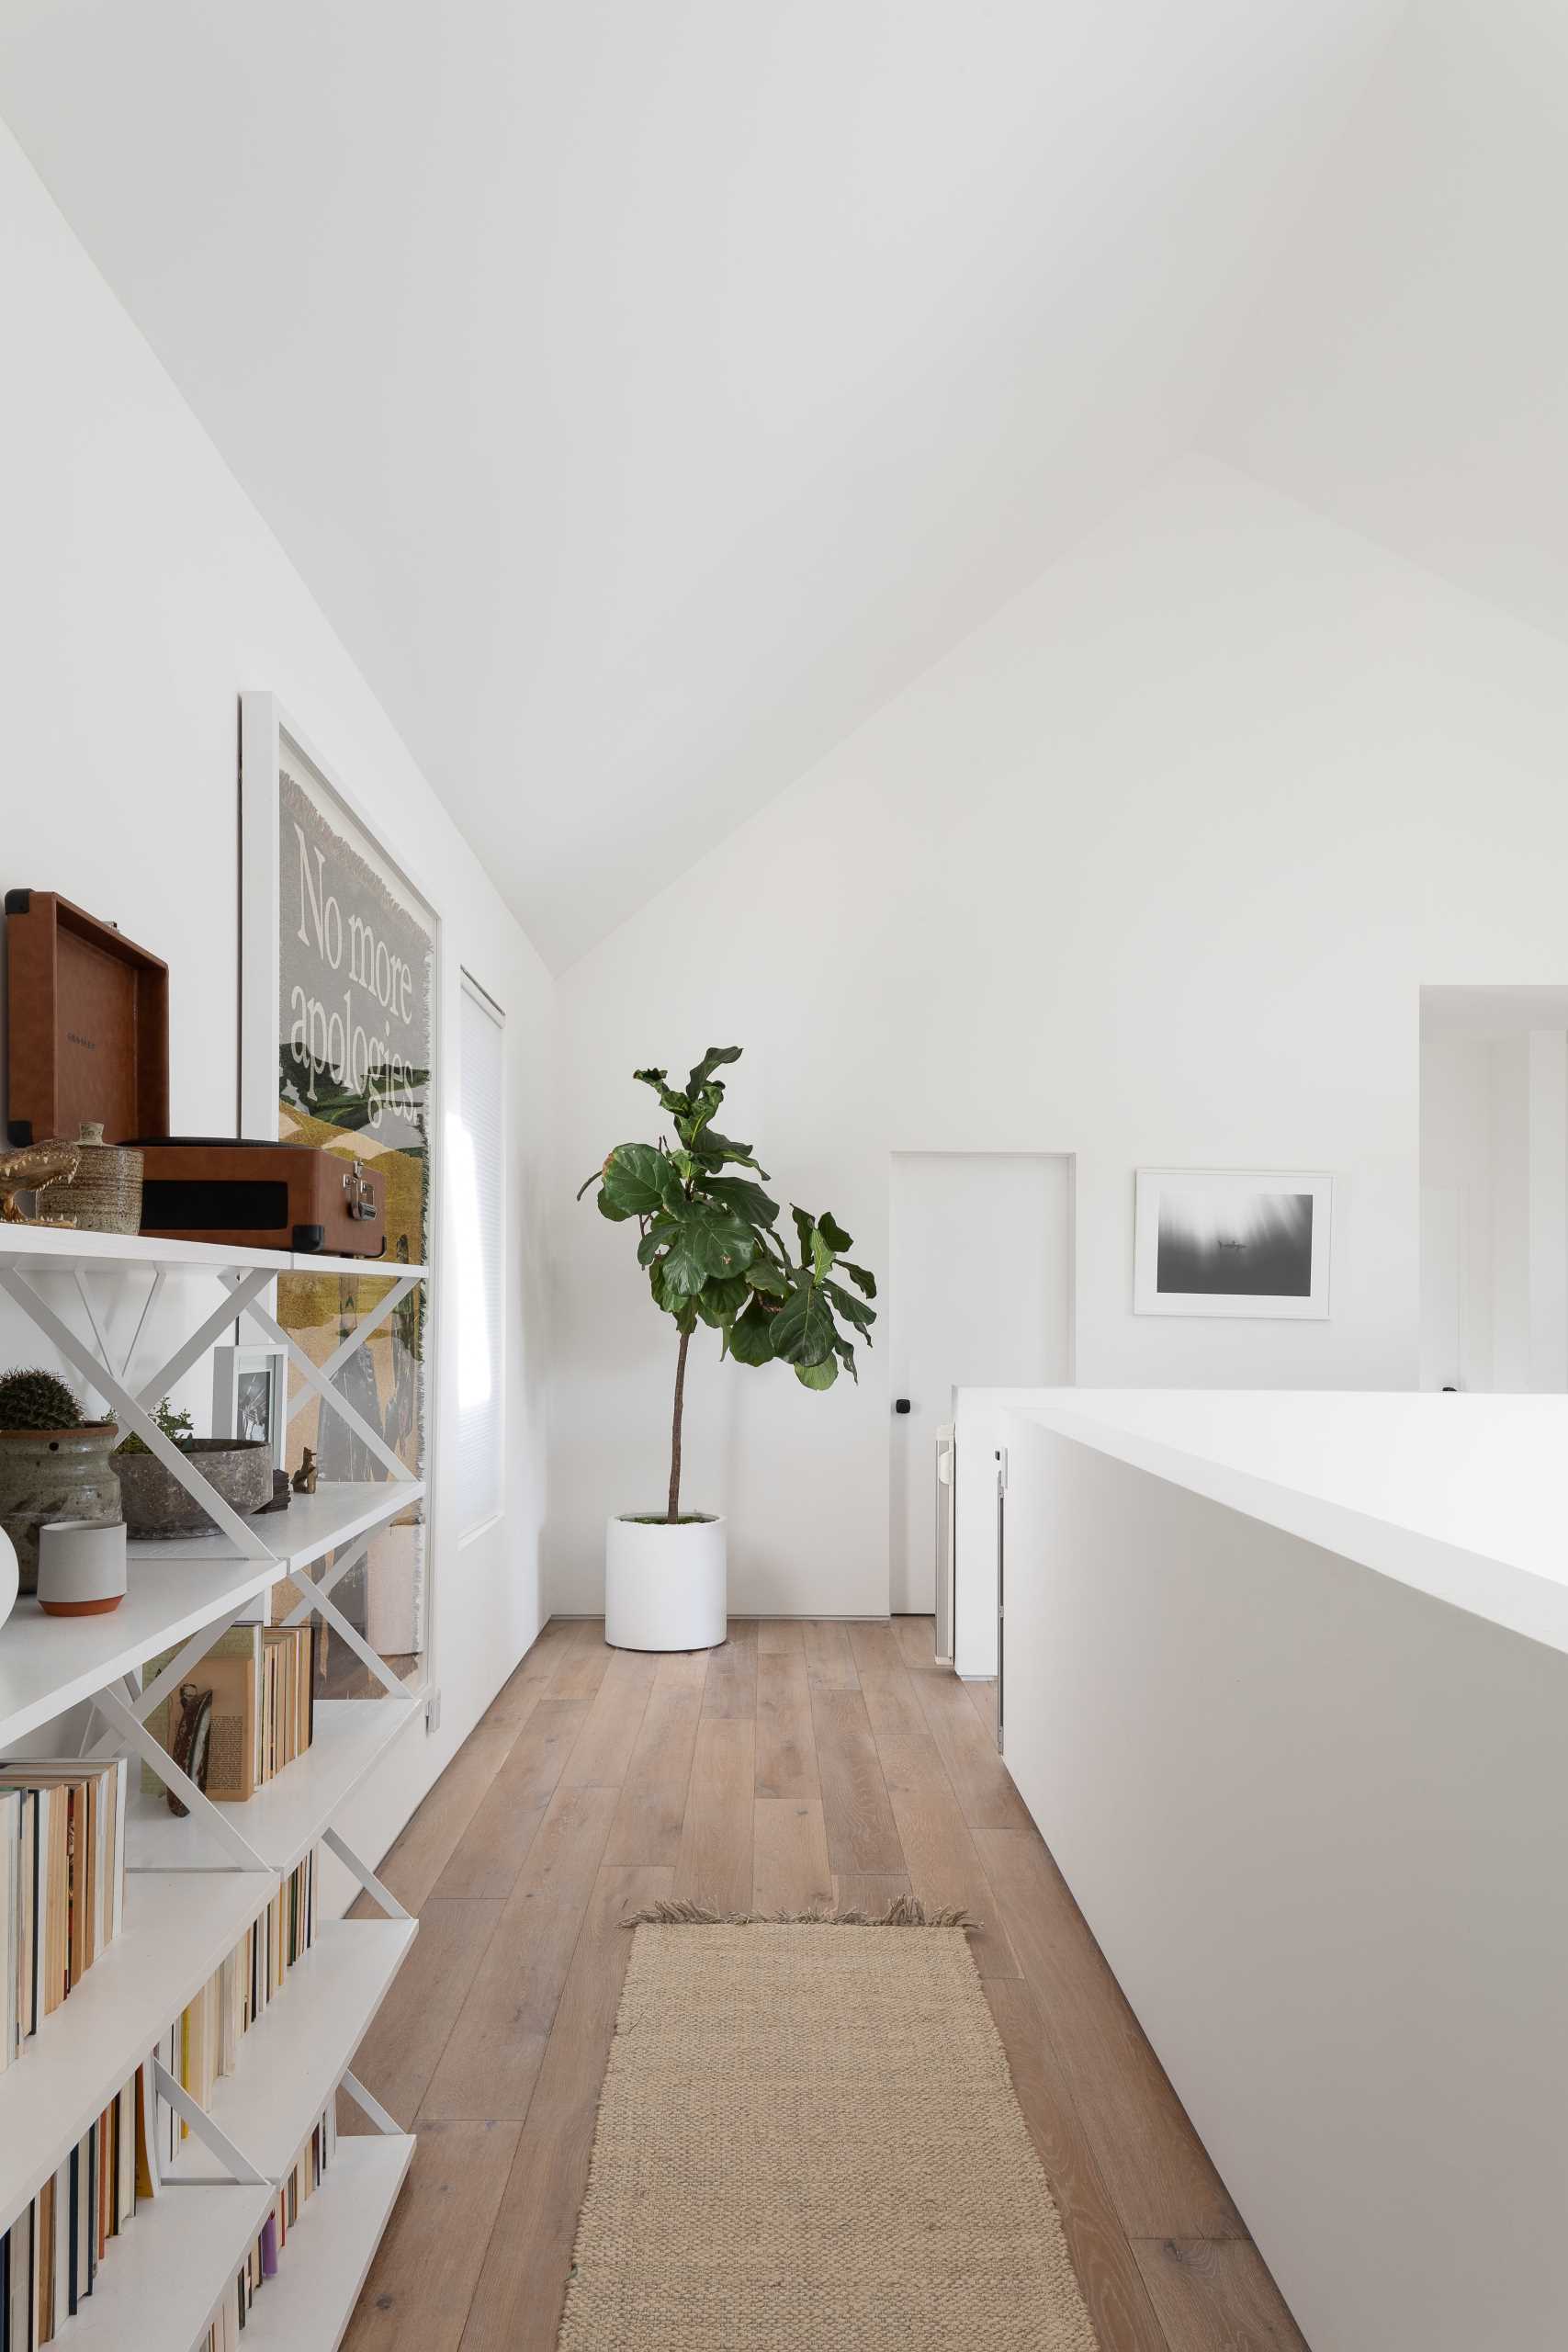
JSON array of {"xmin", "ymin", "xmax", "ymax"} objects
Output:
[
  {"xmin": 198, "ymin": 2106, "xmax": 338, "ymax": 2352},
  {"xmin": 139, "ymin": 1623, "xmax": 318, "ymax": 1807},
  {"xmin": 154, "ymin": 1849, "xmax": 318, "ymax": 2172},
  {"xmin": 0, "ymin": 2061, "xmax": 142, "ymax": 2349},
  {"xmin": 0, "ymin": 1761, "xmax": 128, "ymax": 2069}
]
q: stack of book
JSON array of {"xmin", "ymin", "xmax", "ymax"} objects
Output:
[
  {"xmin": 0, "ymin": 1760, "xmax": 129, "ymax": 2070},
  {"xmin": 140, "ymin": 1623, "xmax": 319, "ymax": 1806},
  {"xmin": 152, "ymin": 1849, "xmax": 318, "ymax": 2171},
  {"xmin": 198, "ymin": 2106, "xmax": 337, "ymax": 2352},
  {"xmin": 0, "ymin": 2060, "xmax": 145, "ymax": 2347}
]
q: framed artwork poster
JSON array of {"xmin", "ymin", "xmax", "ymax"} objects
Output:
[
  {"xmin": 211, "ymin": 1343, "xmax": 289, "ymax": 1469},
  {"xmin": 1134, "ymin": 1167, "xmax": 1331, "ymax": 1318},
  {"xmin": 239, "ymin": 693, "xmax": 437, "ymax": 1663}
]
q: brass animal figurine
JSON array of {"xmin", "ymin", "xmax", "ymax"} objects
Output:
[
  {"xmin": 0, "ymin": 1138, "xmax": 81, "ymax": 1225},
  {"xmin": 291, "ymin": 1446, "xmax": 319, "ymax": 1496}
]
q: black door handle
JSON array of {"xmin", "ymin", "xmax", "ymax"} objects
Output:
[{"xmin": 895, "ymin": 1398, "xmax": 911, "ymax": 1415}]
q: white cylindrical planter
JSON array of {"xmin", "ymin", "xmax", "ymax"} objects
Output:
[
  {"xmin": 37, "ymin": 1518, "xmax": 127, "ymax": 1616},
  {"xmin": 604, "ymin": 1513, "xmax": 727, "ymax": 1652}
]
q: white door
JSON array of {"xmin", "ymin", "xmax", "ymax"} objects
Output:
[{"xmin": 888, "ymin": 1152, "xmax": 1073, "ymax": 1614}]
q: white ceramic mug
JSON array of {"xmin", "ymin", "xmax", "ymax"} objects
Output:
[{"xmin": 37, "ymin": 1518, "xmax": 127, "ymax": 1616}]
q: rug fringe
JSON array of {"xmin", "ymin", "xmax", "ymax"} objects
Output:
[{"xmin": 623, "ymin": 1896, "xmax": 974, "ymax": 1931}]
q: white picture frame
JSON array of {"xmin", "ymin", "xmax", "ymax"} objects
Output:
[
  {"xmin": 211, "ymin": 1343, "xmax": 289, "ymax": 1468},
  {"xmin": 1134, "ymin": 1167, "xmax": 1332, "ymax": 1319}
]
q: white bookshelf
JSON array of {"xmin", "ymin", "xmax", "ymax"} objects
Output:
[
  {"xmin": 164, "ymin": 1921, "xmax": 415, "ymax": 2184},
  {"xmin": 46, "ymin": 2179, "xmax": 277, "ymax": 2352},
  {"xmin": 0, "ymin": 1871, "xmax": 276, "ymax": 2237},
  {"xmin": 237, "ymin": 2136, "xmax": 417, "ymax": 2352},
  {"xmin": 126, "ymin": 1697, "xmax": 423, "ymax": 1874},
  {"xmin": 0, "ymin": 1224, "xmax": 429, "ymax": 2346}
]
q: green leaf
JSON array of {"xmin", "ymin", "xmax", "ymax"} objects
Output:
[
  {"xmin": 687, "ymin": 1204, "xmax": 757, "ymax": 1277},
  {"xmin": 744, "ymin": 1260, "xmax": 790, "ymax": 1296},
  {"xmin": 633, "ymin": 1067, "xmax": 692, "ymax": 1118},
  {"xmin": 818, "ymin": 1212, "xmax": 853, "ymax": 1255},
  {"xmin": 597, "ymin": 1187, "xmax": 635, "ymax": 1223},
  {"xmin": 699, "ymin": 1173, "xmax": 779, "ymax": 1227},
  {"xmin": 769, "ymin": 1282, "xmax": 836, "ymax": 1365},
  {"xmin": 637, "ymin": 1220, "xmax": 677, "ymax": 1267},
  {"xmin": 686, "ymin": 1046, "xmax": 742, "ymax": 1093},
  {"xmin": 690, "ymin": 1128, "xmax": 766, "ymax": 1175},
  {"xmin": 601, "ymin": 1142, "xmax": 681, "ymax": 1219},
  {"xmin": 824, "ymin": 1278, "xmax": 875, "ymax": 1333},
  {"xmin": 840, "ymin": 1261, "xmax": 877, "ymax": 1300},
  {"xmin": 795, "ymin": 1357, "xmax": 838, "ymax": 1391},
  {"xmin": 694, "ymin": 1272, "xmax": 750, "ymax": 1327},
  {"xmin": 789, "ymin": 1206, "xmax": 815, "ymax": 1265},
  {"xmin": 810, "ymin": 1226, "xmax": 835, "ymax": 1282},
  {"xmin": 727, "ymin": 1295, "xmax": 777, "ymax": 1365},
  {"xmin": 660, "ymin": 1223, "xmax": 711, "ymax": 1296}
]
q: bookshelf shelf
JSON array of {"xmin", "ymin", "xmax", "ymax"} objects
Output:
[
  {"xmin": 0, "ymin": 1225, "xmax": 429, "ymax": 1281},
  {"xmin": 164, "ymin": 1919, "xmax": 417, "ymax": 2184},
  {"xmin": 235, "ymin": 2135, "xmax": 416, "ymax": 2352},
  {"xmin": 130, "ymin": 1476, "xmax": 426, "ymax": 1575},
  {"xmin": 0, "ymin": 1561, "xmax": 283, "ymax": 1750},
  {"xmin": 45, "ymin": 2177, "xmax": 276, "ymax": 2352},
  {"xmin": 126, "ymin": 1696, "xmax": 423, "ymax": 1875},
  {"xmin": 0, "ymin": 1871, "xmax": 276, "ymax": 2238}
]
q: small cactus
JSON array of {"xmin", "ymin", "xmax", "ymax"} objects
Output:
[{"xmin": 0, "ymin": 1368, "xmax": 85, "ymax": 1432}]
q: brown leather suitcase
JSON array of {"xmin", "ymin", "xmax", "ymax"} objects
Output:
[
  {"xmin": 6, "ymin": 889, "xmax": 170, "ymax": 1146},
  {"xmin": 134, "ymin": 1138, "xmax": 387, "ymax": 1258}
]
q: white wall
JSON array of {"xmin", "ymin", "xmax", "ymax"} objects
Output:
[
  {"xmin": 0, "ymin": 121, "xmax": 554, "ymax": 1880},
  {"xmin": 551, "ymin": 456, "xmax": 1568, "ymax": 1617}
]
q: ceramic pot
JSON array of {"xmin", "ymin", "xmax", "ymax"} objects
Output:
[
  {"xmin": 0, "ymin": 1422, "xmax": 122, "ymax": 1593},
  {"xmin": 38, "ymin": 1518, "xmax": 127, "ymax": 1616},
  {"xmin": 49, "ymin": 1121, "xmax": 143, "ymax": 1236},
  {"xmin": 604, "ymin": 1512, "xmax": 727, "ymax": 1651},
  {"xmin": 0, "ymin": 1525, "xmax": 17, "ymax": 1630},
  {"xmin": 115, "ymin": 1438, "xmax": 273, "ymax": 1538}
]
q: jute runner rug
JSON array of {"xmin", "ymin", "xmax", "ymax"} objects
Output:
[{"xmin": 557, "ymin": 1904, "xmax": 1100, "ymax": 2350}]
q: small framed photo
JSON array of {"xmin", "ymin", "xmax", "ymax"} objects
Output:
[
  {"xmin": 1134, "ymin": 1168, "xmax": 1332, "ymax": 1319},
  {"xmin": 211, "ymin": 1344, "xmax": 289, "ymax": 1467}
]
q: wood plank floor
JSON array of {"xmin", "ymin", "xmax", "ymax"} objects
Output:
[{"xmin": 341, "ymin": 1616, "xmax": 1308, "ymax": 2352}]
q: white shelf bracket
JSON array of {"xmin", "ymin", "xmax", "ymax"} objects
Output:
[
  {"xmin": 152, "ymin": 2057, "xmax": 269, "ymax": 2186},
  {"xmin": 93, "ymin": 1681, "xmax": 274, "ymax": 1874},
  {"xmin": 322, "ymin": 1826, "xmax": 411, "ymax": 1923},
  {"xmin": 288, "ymin": 1566, "xmax": 409, "ymax": 1701},
  {"xmin": 339, "ymin": 2068, "xmax": 405, "ymax": 2138},
  {"xmin": 227, "ymin": 1277, "xmax": 415, "ymax": 1483},
  {"xmin": 0, "ymin": 1268, "xmax": 279, "ymax": 1563}
]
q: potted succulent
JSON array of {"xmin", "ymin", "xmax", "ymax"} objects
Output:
[
  {"xmin": 0, "ymin": 1369, "xmax": 121, "ymax": 1593},
  {"xmin": 114, "ymin": 1397, "xmax": 273, "ymax": 1537},
  {"xmin": 579, "ymin": 1046, "xmax": 876, "ymax": 1650}
]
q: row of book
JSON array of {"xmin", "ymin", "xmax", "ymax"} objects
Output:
[
  {"xmin": 197, "ymin": 2108, "xmax": 337, "ymax": 2352},
  {"xmin": 0, "ymin": 1761, "xmax": 128, "ymax": 2073},
  {"xmin": 153, "ymin": 1849, "xmax": 317, "ymax": 2171},
  {"xmin": 0, "ymin": 2060, "xmax": 145, "ymax": 2349},
  {"xmin": 142, "ymin": 1623, "xmax": 319, "ymax": 1807}
]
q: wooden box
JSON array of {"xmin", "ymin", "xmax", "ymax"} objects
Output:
[
  {"xmin": 5, "ymin": 890, "xmax": 170, "ymax": 1146},
  {"xmin": 135, "ymin": 1138, "xmax": 386, "ymax": 1258}
]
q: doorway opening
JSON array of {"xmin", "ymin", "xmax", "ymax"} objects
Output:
[
  {"xmin": 1419, "ymin": 986, "xmax": 1568, "ymax": 1391},
  {"xmin": 887, "ymin": 1150, "xmax": 1074, "ymax": 1614}
]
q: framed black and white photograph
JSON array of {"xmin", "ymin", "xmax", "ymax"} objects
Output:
[
  {"xmin": 1134, "ymin": 1168, "xmax": 1331, "ymax": 1318},
  {"xmin": 211, "ymin": 1343, "xmax": 289, "ymax": 1468}
]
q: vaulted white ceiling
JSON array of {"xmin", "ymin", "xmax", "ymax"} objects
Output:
[{"xmin": 6, "ymin": 1, "xmax": 1548, "ymax": 968}]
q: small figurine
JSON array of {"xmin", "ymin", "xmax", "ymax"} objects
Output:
[
  {"xmin": 291, "ymin": 1446, "xmax": 319, "ymax": 1496},
  {"xmin": 0, "ymin": 1138, "xmax": 81, "ymax": 1225}
]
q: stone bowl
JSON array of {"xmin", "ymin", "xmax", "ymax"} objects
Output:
[{"xmin": 115, "ymin": 1438, "xmax": 275, "ymax": 1538}]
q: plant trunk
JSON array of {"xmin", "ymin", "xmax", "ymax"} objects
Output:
[{"xmin": 667, "ymin": 1325, "xmax": 692, "ymax": 1523}]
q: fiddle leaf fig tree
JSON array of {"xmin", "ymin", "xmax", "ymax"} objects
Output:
[{"xmin": 578, "ymin": 1046, "xmax": 877, "ymax": 1522}]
